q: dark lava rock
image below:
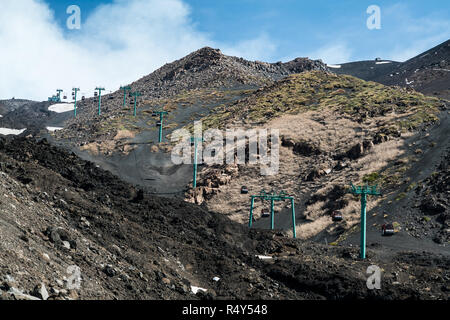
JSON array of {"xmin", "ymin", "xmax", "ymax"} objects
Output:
[
  {"xmin": 44, "ymin": 227, "xmax": 77, "ymax": 250},
  {"xmin": 341, "ymin": 248, "xmax": 359, "ymax": 259},
  {"xmin": 103, "ymin": 265, "xmax": 117, "ymax": 277},
  {"xmin": 282, "ymin": 137, "xmax": 321, "ymax": 156},
  {"xmin": 420, "ymin": 196, "xmax": 446, "ymax": 215},
  {"xmin": 293, "ymin": 141, "xmax": 322, "ymax": 156},
  {"xmin": 0, "ymin": 135, "xmax": 448, "ymax": 300},
  {"xmin": 344, "ymin": 140, "xmax": 373, "ymax": 160},
  {"xmin": 373, "ymin": 127, "xmax": 401, "ymax": 144},
  {"xmin": 133, "ymin": 189, "xmax": 144, "ymax": 202}
]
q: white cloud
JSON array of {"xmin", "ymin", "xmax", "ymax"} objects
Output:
[
  {"xmin": 306, "ymin": 43, "xmax": 353, "ymax": 65},
  {"xmin": 0, "ymin": 0, "xmax": 276, "ymax": 101},
  {"xmin": 221, "ymin": 34, "xmax": 277, "ymax": 62},
  {"xmin": 380, "ymin": 3, "xmax": 450, "ymax": 62},
  {"xmin": 386, "ymin": 35, "xmax": 448, "ymax": 62},
  {"xmin": 383, "ymin": 23, "xmax": 450, "ymax": 62}
]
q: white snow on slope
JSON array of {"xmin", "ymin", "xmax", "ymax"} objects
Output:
[
  {"xmin": 375, "ymin": 61, "xmax": 392, "ymax": 65},
  {"xmin": 190, "ymin": 286, "xmax": 207, "ymax": 294},
  {"xmin": 48, "ymin": 103, "xmax": 74, "ymax": 113},
  {"xmin": 433, "ymin": 68, "xmax": 450, "ymax": 72},
  {"xmin": 0, "ymin": 128, "xmax": 26, "ymax": 135},
  {"xmin": 256, "ymin": 255, "xmax": 273, "ymax": 260},
  {"xmin": 327, "ymin": 64, "xmax": 341, "ymax": 69},
  {"xmin": 46, "ymin": 127, "xmax": 64, "ymax": 132}
]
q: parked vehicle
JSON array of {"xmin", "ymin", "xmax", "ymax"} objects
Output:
[
  {"xmin": 381, "ymin": 223, "xmax": 395, "ymax": 236},
  {"xmin": 331, "ymin": 210, "xmax": 343, "ymax": 222}
]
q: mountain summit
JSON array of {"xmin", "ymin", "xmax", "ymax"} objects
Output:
[{"xmin": 129, "ymin": 46, "xmax": 328, "ymax": 99}]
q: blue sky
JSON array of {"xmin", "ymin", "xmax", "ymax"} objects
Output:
[
  {"xmin": 48, "ymin": 0, "xmax": 450, "ymax": 62},
  {"xmin": 1, "ymin": 0, "xmax": 449, "ymax": 100}
]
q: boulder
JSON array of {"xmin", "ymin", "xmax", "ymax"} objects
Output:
[
  {"xmin": 44, "ymin": 227, "xmax": 77, "ymax": 250},
  {"xmin": 32, "ymin": 283, "xmax": 49, "ymax": 300},
  {"xmin": 420, "ymin": 196, "xmax": 446, "ymax": 215},
  {"xmin": 345, "ymin": 140, "xmax": 373, "ymax": 160}
]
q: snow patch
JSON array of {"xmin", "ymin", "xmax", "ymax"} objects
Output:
[
  {"xmin": 375, "ymin": 61, "xmax": 392, "ymax": 64},
  {"xmin": 46, "ymin": 127, "xmax": 64, "ymax": 132},
  {"xmin": 48, "ymin": 103, "xmax": 74, "ymax": 113},
  {"xmin": 327, "ymin": 64, "xmax": 341, "ymax": 69},
  {"xmin": 191, "ymin": 286, "xmax": 207, "ymax": 294},
  {"xmin": 256, "ymin": 255, "xmax": 273, "ymax": 260},
  {"xmin": 433, "ymin": 68, "xmax": 450, "ymax": 72},
  {"xmin": 0, "ymin": 128, "xmax": 26, "ymax": 135}
]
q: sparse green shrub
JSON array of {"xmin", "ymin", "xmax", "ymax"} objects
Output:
[
  {"xmin": 395, "ymin": 192, "xmax": 406, "ymax": 201},
  {"xmin": 406, "ymin": 183, "xmax": 417, "ymax": 192},
  {"xmin": 363, "ymin": 172, "xmax": 380, "ymax": 184}
]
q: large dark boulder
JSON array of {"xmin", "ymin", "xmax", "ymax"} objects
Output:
[
  {"xmin": 420, "ymin": 196, "xmax": 446, "ymax": 215},
  {"xmin": 344, "ymin": 140, "xmax": 373, "ymax": 160},
  {"xmin": 282, "ymin": 136, "xmax": 322, "ymax": 157}
]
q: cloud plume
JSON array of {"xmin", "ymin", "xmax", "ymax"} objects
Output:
[{"xmin": 0, "ymin": 0, "xmax": 275, "ymax": 100}]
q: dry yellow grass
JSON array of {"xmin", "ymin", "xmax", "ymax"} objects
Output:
[
  {"xmin": 291, "ymin": 216, "xmax": 333, "ymax": 240},
  {"xmin": 80, "ymin": 142, "xmax": 99, "ymax": 155},
  {"xmin": 354, "ymin": 138, "xmax": 408, "ymax": 176},
  {"xmin": 200, "ymin": 108, "xmax": 411, "ymax": 240},
  {"xmin": 269, "ymin": 110, "xmax": 361, "ymax": 154},
  {"xmin": 114, "ymin": 129, "xmax": 135, "ymax": 140}
]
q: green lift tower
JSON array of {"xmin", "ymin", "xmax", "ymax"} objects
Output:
[
  {"xmin": 153, "ymin": 110, "xmax": 168, "ymax": 143},
  {"xmin": 120, "ymin": 86, "xmax": 131, "ymax": 107},
  {"xmin": 72, "ymin": 88, "xmax": 80, "ymax": 117},
  {"xmin": 56, "ymin": 89, "xmax": 63, "ymax": 101},
  {"xmin": 349, "ymin": 183, "xmax": 382, "ymax": 259},
  {"xmin": 248, "ymin": 189, "xmax": 297, "ymax": 238},
  {"xmin": 95, "ymin": 87, "xmax": 105, "ymax": 115},
  {"xmin": 131, "ymin": 91, "xmax": 142, "ymax": 117},
  {"xmin": 190, "ymin": 136, "xmax": 203, "ymax": 188}
]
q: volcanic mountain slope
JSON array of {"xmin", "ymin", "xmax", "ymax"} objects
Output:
[
  {"xmin": 0, "ymin": 99, "xmax": 77, "ymax": 138},
  {"xmin": 403, "ymin": 146, "xmax": 450, "ymax": 245},
  {"xmin": 0, "ymin": 99, "xmax": 36, "ymax": 115},
  {"xmin": 39, "ymin": 48, "xmax": 328, "ymax": 194},
  {"xmin": 330, "ymin": 59, "xmax": 400, "ymax": 82},
  {"xmin": 182, "ymin": 70, "xmax": 449, "ymax": 249},
  {"xmin": 335, "ymin": 39, "xmax": 450, "ymax": 99},
  {"xmin": 0, "ymin": 101, "xmax": 54, "ymax": 131},
  {"xmin": 52, "ymin": 47, "xmax": 327, "ymax": 149},
  {"xmin": 0, "ymin": 137, "xmax": 448, "ymax": 300},
  {"xmin": 372, "ymin": 39, "xmax": 450, "ymax": 99}
]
